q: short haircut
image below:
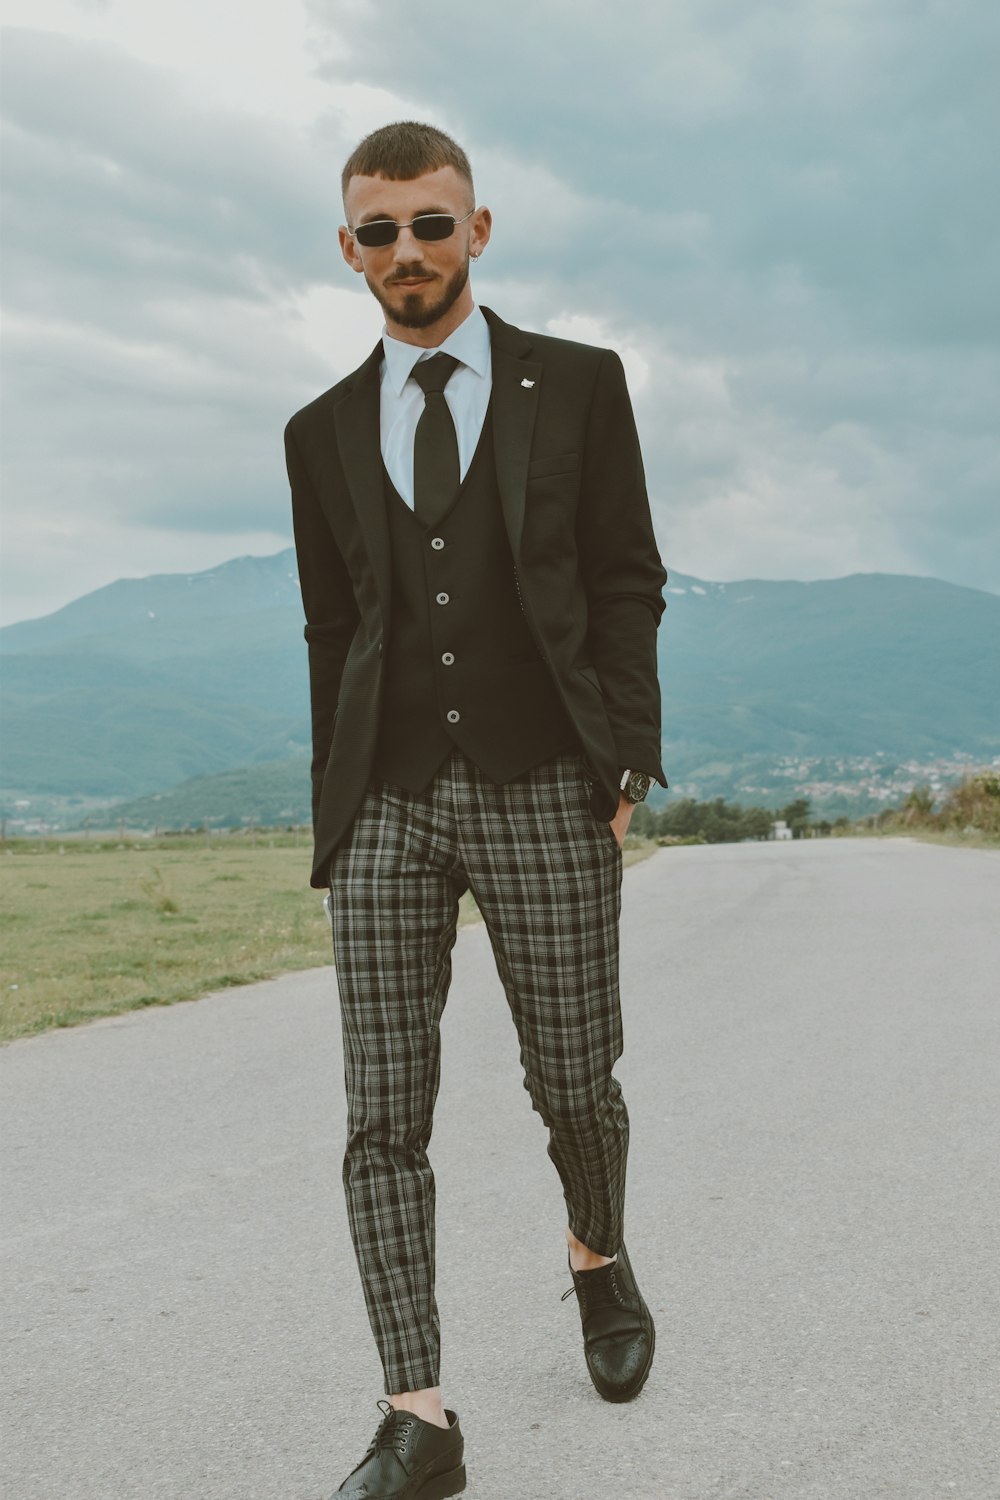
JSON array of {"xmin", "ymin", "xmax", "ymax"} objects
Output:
[{"xmin": 341, "ymin": 121, "xmax": 475, "ymax": 208}]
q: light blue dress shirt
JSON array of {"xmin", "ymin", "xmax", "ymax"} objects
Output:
[{"xmin": 379, "ymin": 304, "xmax": 493, "ymax": 509}]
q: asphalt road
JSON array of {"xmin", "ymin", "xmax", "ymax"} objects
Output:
[{"xmin": 2, "ymin": 837, "xmax": 999, "ymax": 1499}]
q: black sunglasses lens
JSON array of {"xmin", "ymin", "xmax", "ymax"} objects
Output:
[
  {"xmin": 354, "ymin": 214, "xmax": 458, "ymax": 246},
  {"xmin": 412, "ymin": 215, "xmax": 456, "ymax": 241},
  {"xmin": 355, "ymin": 221, "xmax": 398, "ymax": 247}
]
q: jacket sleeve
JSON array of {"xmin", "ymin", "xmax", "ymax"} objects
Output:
[
  {"xmin": 284, "ymin": 418, "xmax": 360, "ymax": 832},
  {"xmin": 576, "ymin": 349, "xmax": 668, "ymax": 782}
]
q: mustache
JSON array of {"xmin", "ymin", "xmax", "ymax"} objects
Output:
[{"xmin": 385, "ymin": 266, "xmax": 438, "ymax": 285}]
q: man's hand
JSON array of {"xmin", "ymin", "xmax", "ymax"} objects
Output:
[{"xmin": 608, "ymin": 793, "xmax": 636, "ymax": 849}]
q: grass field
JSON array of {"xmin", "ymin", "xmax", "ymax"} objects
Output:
[{"xmin": 0, "ymin": 833, "xmax": 656, "ymax": 1044}]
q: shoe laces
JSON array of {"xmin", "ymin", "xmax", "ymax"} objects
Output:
[
  {"xmin": 366, "ymin": 1399, "xmax": 415, "ymax": 1458},
  {"xmin": 561, "ymin": 1260, "xmax": 627, "ymax": 1315}
]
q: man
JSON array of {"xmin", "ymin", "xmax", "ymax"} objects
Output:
[{"xmin": 284, "ymin": 121, "xmax": 668, "ymax": 1499}]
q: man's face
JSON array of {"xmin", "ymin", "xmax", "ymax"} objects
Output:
[{"xmin": 339, "ymin": 166, "xmax": 491, "ymax": 338}]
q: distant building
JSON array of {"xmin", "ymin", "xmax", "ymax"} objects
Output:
[{"xmin": 771, "ymin": 820, "xmax": 793, "ymax": 841}]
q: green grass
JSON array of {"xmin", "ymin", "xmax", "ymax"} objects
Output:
[
  {"xmin": 890, "ymin": 827, "xmax": 1000, "ymax": 850},
  {"xmin": 0, "ymin": 837, "xmax": 333, "ymax": 1043},
  {"xmin": 854, "ymin": 772, "xmax": 1000, "ymax": 849},
  {"xmin": 0, "ymin": 834, "xmax": 657, "ymax": 1044}
]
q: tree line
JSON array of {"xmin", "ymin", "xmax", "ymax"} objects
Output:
[
  {"xmin": 627, "ymin": 769, "xmax": 1000, "ymax": 845},
  {"xmin": 628, "ymin": 795, "xmax": 834, "ymax": 844}
]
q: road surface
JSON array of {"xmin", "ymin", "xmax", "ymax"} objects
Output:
[{"xmin": 2, "ymin": 837, "xmax": 998, "ymax": 1498}]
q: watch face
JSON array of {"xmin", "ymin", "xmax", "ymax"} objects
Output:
[{"xmin": 625, "ymin": 771, "xmax": 651, "ymax": 803}]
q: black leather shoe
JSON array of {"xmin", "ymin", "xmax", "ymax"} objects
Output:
[
  {"xmin": 561, "ymin": 1241, "xmax": 655, "ymax": 1402},
  {"xmin": 331, "ymin": 1399, "xmax": 466, "ymax": 1499}
]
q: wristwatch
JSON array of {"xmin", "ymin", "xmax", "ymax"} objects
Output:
[{"xmin": 619, "ymin": 769, "xmax": 651, "ymax": 804}]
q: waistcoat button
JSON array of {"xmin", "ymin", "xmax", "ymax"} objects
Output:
[
  {"xmin": 441, "ymin": 651, "xmax": 455, "ymax": 665},
  {"xmin": 435, "ymin": 591, "xmax": 450, "ymax": 605},
  {"xmin": 430, "ymin": 536, "xmax": 445, "ymax": 550},
  {"xmin": 446, "ymin": 709, "xmax": 461, "ymax": 723}
]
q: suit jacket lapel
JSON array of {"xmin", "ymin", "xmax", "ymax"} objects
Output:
[
  {"xmin": 483, "ymin": 307, "xmax": 541, "ymax": 558},
  {"xmin": 333, "ymin": 342, "xmax": 392, "ymax": 628}
]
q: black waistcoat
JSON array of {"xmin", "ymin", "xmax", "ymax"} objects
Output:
[{"xmin": 372, "ymin": 414, "xmax": 580, "ymax": 791}]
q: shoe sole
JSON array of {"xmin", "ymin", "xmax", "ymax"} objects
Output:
[
  {"xmin": 417, "ymin": 1462, "xmax": 467, "ymax": 1498},
  {"xmin": 587, "ymin": 1314, "xmax": 656, "ymax": 1404}
]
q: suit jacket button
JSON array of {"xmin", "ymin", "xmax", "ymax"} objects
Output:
[
  {"xmin": 446, "ymin": 709, "xmax": 461, "ymax": 724},
  {"xmin": 435, "ymin": 591, "xmax": 450, "ymax": 605},
  {"xmin": 430, "ymin": 536, "xmax": 445, "ymax": 550}
]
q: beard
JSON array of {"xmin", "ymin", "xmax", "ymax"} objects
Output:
[{"xmin": 367, "ymin": 259, "xmax": 470, "ymax": 330}]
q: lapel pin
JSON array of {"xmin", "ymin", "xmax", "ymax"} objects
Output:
[{"xmin": 521, "ymin": 378, "xmax": 535, "ymax": 388}]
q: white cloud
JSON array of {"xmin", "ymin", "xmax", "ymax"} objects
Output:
[
  {"xmin": 545, "ymin": 314, "xmax": 652, "ymax": 395},
  {"xmin": 284, "ymin": 282, "xmax": 382, "ymax": 376},
  {"xmin": 1, "ymin": 0, "xmax": 332, "ymax": 126},
  {"xmin": 1, "ymin": 0, "xmax": 997, "ymax": 627}
]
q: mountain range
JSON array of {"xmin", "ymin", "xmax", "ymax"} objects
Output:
[{"xmin": 2, "ymin": 549, "xmax": 997, "ymax": 827}]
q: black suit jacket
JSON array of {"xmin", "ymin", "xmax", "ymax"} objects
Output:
[{"xmin": 284, "ymin": 305, "xmax": 668, "ymax": 888}]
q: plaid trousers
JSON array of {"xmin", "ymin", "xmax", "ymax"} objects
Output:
[{"xmin": 327, "ymin": 748, "xmax": 629, "ymax": 1395}]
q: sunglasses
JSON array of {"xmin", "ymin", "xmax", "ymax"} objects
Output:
[{"xmin": 349, "ymin": 209, "xmax": 476, "ymax": 248}]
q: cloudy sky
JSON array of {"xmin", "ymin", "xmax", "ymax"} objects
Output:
[{"xmin": 1, "ymin": 0, "xmax": 997, "ymax": 625}]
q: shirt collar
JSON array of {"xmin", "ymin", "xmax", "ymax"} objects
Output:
[{"xmin": 381, "ymin": 304, "xmax": 491, "ymax": 396}]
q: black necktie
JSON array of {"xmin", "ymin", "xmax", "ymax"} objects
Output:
[{"xmin": 411, "ymin": 353, "xmax": 461, "ymax": 526}]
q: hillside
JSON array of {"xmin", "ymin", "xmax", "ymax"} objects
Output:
[{"xmin": 2, "ymin": 550, "xmax": 997, "ymax": 824}]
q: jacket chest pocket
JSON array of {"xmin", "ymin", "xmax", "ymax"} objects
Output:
[{"xmin": 527, "ymin": 452, "xmax": 578, "ymax": 482}]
